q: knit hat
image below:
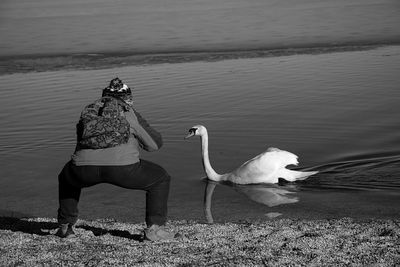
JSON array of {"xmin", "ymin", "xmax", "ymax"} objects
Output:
[{"xmin": 102, "ymin": 77, "xmax": 132, "ymax": 101}]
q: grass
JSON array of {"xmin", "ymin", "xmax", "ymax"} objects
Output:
[{"xmin": 0, "ymin": 217, "xmax": 399, "ymax": 266}]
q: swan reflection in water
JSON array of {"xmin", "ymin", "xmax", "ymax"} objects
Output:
[{"xmin": 203, "ymin": 179, "xmax": 300, "ymax": 223}]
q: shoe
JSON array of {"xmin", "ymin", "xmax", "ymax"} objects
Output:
[
  {"xmin": 55, "ymin": 223, "xmax": 75, "ymax": 238},
  {"xmin": 144, "ymin": 225, "xmax": 177, "ymax": 241}
]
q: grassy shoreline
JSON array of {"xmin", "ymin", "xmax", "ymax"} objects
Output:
[{"xmin": 1, "ymin": 217, "xmax": 399, "ymax": 266}]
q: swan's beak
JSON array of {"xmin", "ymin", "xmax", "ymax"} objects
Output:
[
  {"xmin": 184, "ymin": 128, "xmax": 197, "ymax": 139},
  {"xmin": 184, "ymin": 132, "xmax": 195, "ymax": 139}
]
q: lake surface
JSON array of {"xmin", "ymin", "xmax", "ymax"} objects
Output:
[
  {"xmin": 1, "ymin": 46, "xmax": 399, "ymax": 222},
  {"xmin": 1, "ymin": 0, "xmax": 400, "ymax": 58},
  {"xmin": 0, "ymin": 0, "xmax": 399, "ymax": 223}
]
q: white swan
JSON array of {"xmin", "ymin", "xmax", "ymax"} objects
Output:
[
  {"xmin": 185, "ymin": 125, "xmax": 318, "ymax": 223},
  {"xmin": 185, "ymin": 125, "xmax": 318, "ymax": 184}
]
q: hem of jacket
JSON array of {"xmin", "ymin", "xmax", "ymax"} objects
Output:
[{"xmin": 72, "ymin": 158, "xmax": 140, "ymax": 166}]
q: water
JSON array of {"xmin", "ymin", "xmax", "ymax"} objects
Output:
[
  {"xmin": 0, "ymin": 0, "xmax": 400, "ymax": 222},
  {"xmin": 1, "ymin": 0, "xmax": 400, "ymax": 58},
  {"xmin": 1, "ymin": 46, "xmax": 399, "ymax": 222}
]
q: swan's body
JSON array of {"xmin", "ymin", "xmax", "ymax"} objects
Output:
[{"xmin": 185, "ymin": 125, "xmax": 318, "ymax": 184}]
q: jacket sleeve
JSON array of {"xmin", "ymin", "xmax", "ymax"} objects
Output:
[{"xmin": 126, "ymin": 107, "xmax": 163, "ymax": 152}]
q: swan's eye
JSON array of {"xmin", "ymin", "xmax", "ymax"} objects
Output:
[{"xmin": 189, "ymin": 128, "xmax": 197, "ymax": 134}]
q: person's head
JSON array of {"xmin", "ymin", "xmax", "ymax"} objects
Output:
[{"xmin": 102, "ymin": 77, "xmax": 133, "ymax": 105}]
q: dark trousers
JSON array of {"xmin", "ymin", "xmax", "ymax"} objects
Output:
[{"xmin": 57, "ymin": 160, "xmax": 170, "ymax": 227}]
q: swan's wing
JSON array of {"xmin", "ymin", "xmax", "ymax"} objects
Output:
[{"xmin": 230, "ymin": 148, "xmax": 299, "ymax": 184}]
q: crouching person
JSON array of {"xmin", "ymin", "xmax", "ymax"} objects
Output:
[{"xmin": 56, "ymin": 77, "xmax": 176, "ymax": 241}]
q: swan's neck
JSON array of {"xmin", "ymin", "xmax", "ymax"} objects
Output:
[{"xmin": 200, "ymin": 131, "xmax": 222, "ymax": 181}]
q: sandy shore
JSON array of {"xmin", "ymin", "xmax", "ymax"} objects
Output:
[
  {"xmin": 0, "ymin": 44, "xmax": 383, "ymax": 75},
  {"xmin": 0, "ymin": 217, "xmax": 399, "ymax": 266}
]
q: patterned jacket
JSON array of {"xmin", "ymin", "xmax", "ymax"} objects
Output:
[{"xmin": 72, "ymin": 106, "xmax": 162, "ymax": 166}]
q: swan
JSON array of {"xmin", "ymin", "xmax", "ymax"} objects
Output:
[
  {"xmin": 185, "ymin": 125, "xmax": 318, "ymax": 223},
  {"xmin": 185, "ymin": 125, "xmax": 318, "ymax": 184}
]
